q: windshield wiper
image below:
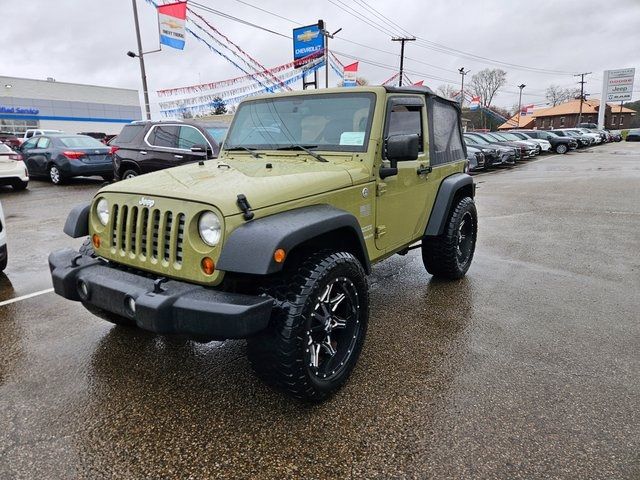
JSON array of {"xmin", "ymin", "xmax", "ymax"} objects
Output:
[
  {"xmin": 276, "ymin": 144, "xmax": 328, "ymax": 163},
  {"xmin": 225, "ymin": 146, "xmax": 261, "ymax": 159}
]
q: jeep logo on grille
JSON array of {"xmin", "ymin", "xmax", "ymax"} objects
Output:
[{"xmin": 139, "ymin": 197, "xmax": 155, "ymax": 208}]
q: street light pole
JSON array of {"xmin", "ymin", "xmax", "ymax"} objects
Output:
[
  {"xmin": 458, "ymin": 67, "xmax": 468, "ymax": 107},
  {"xmin": 319, "ymin": 20, "xmax": 341, "ymax": 88},
  {"xmin": 131, "ymin": 0, "xmax": 151, "ymax": 120},
  {"xmin": 517, "ymin": 83, "xmax": 526, "ymax": 129}
]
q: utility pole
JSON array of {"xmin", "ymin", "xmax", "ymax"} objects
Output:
[
  {"xmin": 516, "ymin": 83, "xmax": 526, "ymax": 128},
  {"xmin": 318, "ymin": 20, "xmax": 341, "ymax": 88},
  {"xmin": 574, "ymin": 72, "xmax": 591, "ymax": 126},
  {"xmin": 131, "ymin": 0, "xmax": 151, "ymax": 120},
  {"xmin": 458, "ymin": 67, "xmax": 469, "ymax": 107},
  {"xmin": 392, "ymin": 37, "xmax": 416, "ymax": 86}
]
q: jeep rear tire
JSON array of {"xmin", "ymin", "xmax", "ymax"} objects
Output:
[
  {"xmin": 422, "ymin": 197, "xmax": 477, "ymax": 280},
  {"xmin": 247, "ymin": 251, "xmax": 369, "ymax": 402}
]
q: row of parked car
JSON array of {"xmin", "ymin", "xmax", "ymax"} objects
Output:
[
  {"xmin": 0, "ymin": 120, "xmax": 229, "ymax": 190},
  {"xmin": 464, "ymin": 126, "xmax": 622, "ymax": 172}
]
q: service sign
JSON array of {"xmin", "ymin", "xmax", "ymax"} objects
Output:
[
  {"xmin": 293, "ymin": 24, "xmax": 324, "ymax": 63},
  {"xmin": 605, "ymin": 68, "xmax": 635, "ymax": 102}
]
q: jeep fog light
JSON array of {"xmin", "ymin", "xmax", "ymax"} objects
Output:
[
  {"xmin": 198, "ymin": 211, "xmax": 221, "ymax": 246},
  {"xmin": 96, "ymin": 198, "xmax": 109, "ymax": 226}
]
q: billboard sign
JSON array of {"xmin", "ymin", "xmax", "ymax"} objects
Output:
[
  {"xmin": 604, "ymin": 68, "xmax": 635, "ymax": 102},
  {"xmin": 293, "ymin": 24, "xmax": 324, "ymax": 64}
]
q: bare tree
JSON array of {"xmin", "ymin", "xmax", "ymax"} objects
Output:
[
  {"xmin": 470, "ymin": 69, "xmax": 507, "ymax": 108},
  {"xmin": 436, "ymin": 84, "xmax": 459, "ymax": 100},
  {"xmin": 545, "ymin": 85, "xmax": 581, "ymax": 106}
]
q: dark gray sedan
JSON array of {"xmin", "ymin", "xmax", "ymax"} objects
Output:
[{"xmin": 20, "ymin": 134, "xmax": 113, "ymax": 184}]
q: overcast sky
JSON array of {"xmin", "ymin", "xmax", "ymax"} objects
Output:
[{"xmin": 2, "ymin": 0, "xmax": 639, "ymax": 117}]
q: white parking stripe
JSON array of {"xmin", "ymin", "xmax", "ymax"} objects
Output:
[{"xmin": 0, "ymin": 288, "xmax": 54, "ymax": 307}]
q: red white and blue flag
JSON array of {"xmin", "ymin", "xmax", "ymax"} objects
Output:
[
  {"xmin": 158, "ymin": 2, "xmax": 187, "ymax": 50},
  {"xmin": 343, "ymin": 62, "xmax": 358, "ymax": 87}
]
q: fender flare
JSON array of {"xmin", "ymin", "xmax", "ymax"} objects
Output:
[
  {"xmin": 63, "ymin": 202, "xmax": 90, "ymax": 238},
  {"xmin": 217, "ymin": 205, "xmax": 371, "ymax": 275},
  {"xmin": 424, "ymin": 173, "xmax": 475, "ymax": 237}
]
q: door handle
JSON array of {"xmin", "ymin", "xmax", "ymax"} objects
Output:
[
  {"xmin": 140, "ymin": 150, "xmax": 147, "ymax": 155},
  {"xmin": 174, "ymin": 154, "xmax": 184, "ymax": 159},
  {"xmin": 417, "ymin": 165, "xmax": 432, "ymax": 175}
]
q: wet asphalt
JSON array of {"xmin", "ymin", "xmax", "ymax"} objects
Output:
[{"xmin": 0, "ymin": 144, "xmax": 639, "ymax": 479}]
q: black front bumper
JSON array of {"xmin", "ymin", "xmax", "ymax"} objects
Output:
[{"xmin": 49, "ymin": 249, "xmax": 273, "ymax": 339}]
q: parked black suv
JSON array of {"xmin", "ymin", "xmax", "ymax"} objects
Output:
[
  {"xmin": 110, "ymin": 120, "xmax": 229, "ymax": 180},
  {"xmin": 519, "ymin": 130, "xmax": 577, "ymax": 154}
]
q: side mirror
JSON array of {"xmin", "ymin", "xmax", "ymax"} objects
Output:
[
  {"xmin": 380, "ymin": 134, "xmax": 420, "ymax": 179},
  {"xmin": 190, "ymin": 144, "xmax": 213, "ymax": 159}
]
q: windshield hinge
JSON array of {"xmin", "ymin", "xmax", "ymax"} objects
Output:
[
  {"xmin": 375, "ymin": 225, "xmax": 386, "ymax": 238},
  {"xmin": 236, "ymin": 194, "xmax": 255, "ymax": 221},
  {"xmin": 376, "ymin": 182, "xmax": 387, "ymax": 197}
]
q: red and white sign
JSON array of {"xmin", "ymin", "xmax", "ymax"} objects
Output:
[
  {"xmin": 343, "ymin": 62, "xmax": 358, "ymax": 87},
  {"xmin": 158, "ymin": 2, "xmax": 187, "ymax": 50},
  {"xmin": 470, "ymin": 95, "xmax": 480, "ymax": 110},
  {"xmin": 521, "ymin": 104, "xmax": 534, "ymax": 116}
]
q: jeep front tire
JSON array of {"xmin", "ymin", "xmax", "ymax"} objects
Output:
[
  {"xmin": 247, "ymin": 251, "xmax": 369, "ymax": 402},
  {"xmin": 422, "ymin": 197, "xmax": 477, "ymax": 279}
]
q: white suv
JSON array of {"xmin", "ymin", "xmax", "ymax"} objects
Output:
[{"xmin": 21, "ymin": 129, "xmax": 63, "ymax": 142}]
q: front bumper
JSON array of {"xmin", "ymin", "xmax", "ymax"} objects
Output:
[{"xmin": 49, "ymin": 248, "xmax": 274, "ymax": 339}]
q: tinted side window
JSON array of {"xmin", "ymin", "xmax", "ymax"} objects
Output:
[
  {"xmin": 387, "ymin": 106, "xmax": 424, "ymax": 153},
  {"xmin": 148, "ymin": 125, "xmax": 179, "ymax": 148},
  {"xmin": 22, "ymin": 138, "xmax": 39, "ymax": 149},
  {"xmin": 36, "ymin": 137, "xmax": 51, "ymax": 148},
  {"xmin": 178, "ymin": 126, "xmax": 208, "ymax": 150},
  {"xmin": 116, "ymin": 125, "xmax": 144, "ymax": 144},
  {"xmin": 428, "ymin": 98, "xmax": 465, "ymax": 166},
  {"xmin": 25, "ymin": 131, "xmax": 33, "ymax": 138}
]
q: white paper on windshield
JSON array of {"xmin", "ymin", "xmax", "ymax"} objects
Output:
[{"xmin": 339, "ymin": 131, "xmax": 365, "ymax": 146}]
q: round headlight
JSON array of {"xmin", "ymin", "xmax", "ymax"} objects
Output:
[
  {"xmin": 198, "ymin": 211, "xmax": 222, "ymax": 246},
  {"xmin": 96, "ymin": 198, "xmax": 109, "ymax": 226}
]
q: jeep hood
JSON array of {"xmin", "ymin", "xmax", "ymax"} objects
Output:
[{"xmin": 101, "ymin": 156, "xmax": 364, "ymax": 216}]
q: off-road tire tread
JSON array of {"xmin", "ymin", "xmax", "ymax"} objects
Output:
[
  {"xmin": 247, "ymin": 250, "xmax": 368, "ymax": 402},
  {"xmin": 422, "ymin": 196, "xmax": 477, "ymax": 280}
]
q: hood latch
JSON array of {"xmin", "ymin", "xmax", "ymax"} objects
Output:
[{"xmin": 236, "ymin": 194, "xmax": 255, "ymax": 221}]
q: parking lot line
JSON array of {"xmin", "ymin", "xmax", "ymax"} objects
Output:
[{"xmin": 0, "ymin": 288, "xmax": 54, "ymax": 307}]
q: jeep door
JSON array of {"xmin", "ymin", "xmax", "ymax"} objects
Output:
[{"xmin": 375, "ymin": 96, "xmax": 438, "ymax": 251}]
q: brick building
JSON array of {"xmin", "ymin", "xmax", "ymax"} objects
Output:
[{"xmin": 499, "ymin": 98, "xmax": 636, "ymax": 130}]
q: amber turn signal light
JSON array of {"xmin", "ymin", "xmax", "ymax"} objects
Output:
[
  {"xmin": 201, "ymin": 257, "xmax": 215, "ymax": 275},
  {"xmin": 273, "ymin": 248, "xmax": 286, "ymax": 263},
  {"xmin": 92, "ymin": 234, "xmax": 101, "ymax": 249}
]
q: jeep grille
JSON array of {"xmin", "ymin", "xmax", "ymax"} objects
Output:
[{"xmin": 110, "ymin": 204, "xmax": 185, "ymax": 266}]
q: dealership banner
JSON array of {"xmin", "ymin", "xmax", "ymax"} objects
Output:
[
  {"xmin": 343, "ymin": 62, "xmax": 358, "ymax": 87},
  {"xmin": 470, "ymin": 96, "xmax": 480, "ymax": 110},
  {"xmin": 158, "ymin": 2, "xmax": 187, "ymax": 50},
  {"xmin": 521, "ymin": 104, "xmax": 534, "ymax": 116}
]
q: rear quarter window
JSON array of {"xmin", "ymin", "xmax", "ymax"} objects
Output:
[{"xmin": 115, "ymin": 125, "xmax": 145, "ymax": 145}]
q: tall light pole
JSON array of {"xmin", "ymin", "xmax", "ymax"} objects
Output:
[
  {"xmin": 392, "ymin": 37, "xmax": 416, "ymax": 86},
  {"xmin": 458, "ymin": 67, "xmax": 469, "ymax": 106},
  {"xmin": 130, "ymin": 0, "xmax": 152, "ymax": 120},
  {"xmin": 319, "ymin": 20, "xmax": 341, "ymax": 88},
  {"xmin": 517, "ymin": 83, "xmax": 526, "ymax": 129}
]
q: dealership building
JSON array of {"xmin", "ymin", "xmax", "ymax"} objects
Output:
[{"xmin": 0, "ymin": 76, "xmax": 142, "ymax": 135}]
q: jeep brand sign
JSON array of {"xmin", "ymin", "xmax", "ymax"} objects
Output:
[
  {"xmin": 598, "ymin": 68, "xmax": 636, "ymax": 128},
  {"xmin": 292, "ymin": 24, "xmax": 324, "ymax": 63},
  {"xmin": 603, "ymin": 68, "xmax": 635, "ymax": 102},
  {"xmin": 138, "ymin": 197, "xmax": 155, "ymax": 208}
]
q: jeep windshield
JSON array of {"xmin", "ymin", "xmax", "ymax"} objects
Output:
[{"xmin": 224, "ymin": 92, "xmax": 375, "ymax": 154}]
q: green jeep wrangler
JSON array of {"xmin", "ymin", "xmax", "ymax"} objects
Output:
[{"xmin": 50, "ymin": 86, "xmax": 477, "ymax": 402}]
